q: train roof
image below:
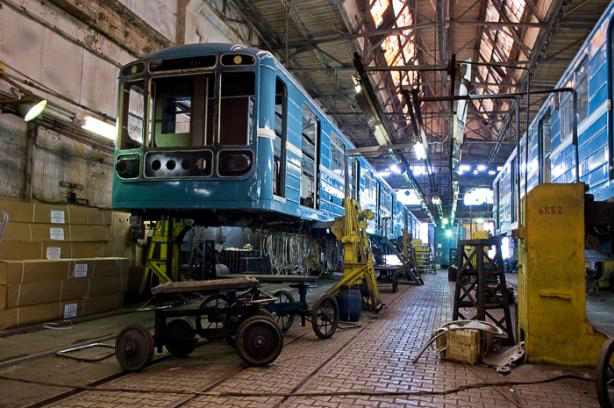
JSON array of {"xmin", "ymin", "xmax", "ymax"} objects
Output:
[{"xmin": 141, "ymin": 43, "xmax": 263, "ymax": 61}]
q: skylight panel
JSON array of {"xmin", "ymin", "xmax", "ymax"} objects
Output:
[{"xmin": 370, "ymin": 0, "xmax": 390, "ymax": 27}]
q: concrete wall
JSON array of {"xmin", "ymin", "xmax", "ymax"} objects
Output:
[{"xmin": 0, "ymin": 0, "xmax": 246, "ymax": 207}]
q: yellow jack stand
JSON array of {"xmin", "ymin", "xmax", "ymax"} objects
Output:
[
  {"xmin": 327, "ymin": 198, "xmax": 383, "ymax": 312},
  {"xmin": 139, "ymin": 217, "xmax": 186, "ymax": 295},
  {"xmin": 518, "ymin": 183, "xmax": 606, "ymax": 365}
]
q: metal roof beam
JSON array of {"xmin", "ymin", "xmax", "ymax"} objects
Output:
[{"xmin": 272, "ymin": 20, "xmax": 549, "ymax": 51}]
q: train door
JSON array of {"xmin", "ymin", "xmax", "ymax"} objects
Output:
[
  {"xmin": 273, "ymin": 77, "xmax": 287, "ymax": 197},
  {"xmin": 300, "ymin": 105, "xmax": 320, "ymax": 209},
  {"xmin": 376, "ymin": 181, "xmax": 381, "ymax": 231},
  {"xmin": 539, "ymin": 111, "xmax": 552, "ymax": 183},
  {"xmin": 351, "ymin": 159, "xmax": 360, "ymax": 200}
]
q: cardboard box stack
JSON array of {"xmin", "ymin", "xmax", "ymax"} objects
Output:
[{"xmin": 0, "ymin": 197, "xmax": 129, "ymax": 329}]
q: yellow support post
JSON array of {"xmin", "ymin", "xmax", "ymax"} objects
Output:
[
  {"xmin": 518, "ymin": 183, "xmax": 606, "ymax": 365},
  {"xmin": 328, "ymin": 198, "xmax": 383, "ymax": 311},
  {"xmin": 139, "ymin": 217, "xmax": 185, "ymax": 295}
]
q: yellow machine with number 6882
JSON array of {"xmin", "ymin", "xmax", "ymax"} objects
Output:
[{"xmin": 517, "ymin": 183, "xmax": 612, "ymax": 366}]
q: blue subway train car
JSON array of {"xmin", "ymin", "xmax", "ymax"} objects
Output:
[
  {"xmin": 112, "ymin": 43, "xmax": 418, "ymax": 240},
  {"xmin": 493, "ymin": 1, "xmax": 614, "ymax": 239}
]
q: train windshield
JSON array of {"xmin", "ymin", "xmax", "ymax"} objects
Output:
[
  {"xmin": 119, "ymin": 81, "xmax": 145, "ymax": 149},
  {"xmin": 119, "ymin": 71, "xmax": 256, "ymax": 149}
]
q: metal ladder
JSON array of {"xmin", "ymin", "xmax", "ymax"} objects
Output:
[{"xmin": 384, "ymin": 238, "xmax": 424, "ymax": 285}]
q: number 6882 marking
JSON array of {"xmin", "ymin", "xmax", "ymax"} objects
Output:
[{"xmin": 538, "ymin": 206, "xmax": 562, "ymax": 215}]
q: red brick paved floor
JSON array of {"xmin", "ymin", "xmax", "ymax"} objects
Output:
[{"xmin": 49, "ymin": 273, "xmax": 599, "ymax": 408}]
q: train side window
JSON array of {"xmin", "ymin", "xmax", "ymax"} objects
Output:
[
  {"xmin": 330, "ymin": 132, "xmax": 345, "ymax": 179},
  {"xmin": 576, "ymin": 57, "xmax": 589, "ymax": 123},
  {"xmin": 540, "ymin": 111, "xmax": 552, "ymax": 183},
  {"xmin": 300, "ymin": 106, "xmax": 320, "ymax": 208},
  {"xmin": 219, "ymin": 72, "xmax": 255, "ymax": 145},
  {"xmin": 120, "ymin": 81, "xmax": 145, "ymax": 149},
  {"xmin": 273, "ymin": 78, "xmax": 287, "ymax": 197},
  {"xmin": 560, "ymin": 79, "xmax": 573, "ymax": 145}
]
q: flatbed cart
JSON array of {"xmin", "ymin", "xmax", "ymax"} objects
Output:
[
  {"xmin": 115, "ymin": 276, "xmax": 285, "ymax": 371},
  {"xmin": 375, "ymin": 265, "xmax": 400, "ymax": 293},
  {"xmin": 225, "ymin": 274, "xmax": 340, "ymax": 340}
]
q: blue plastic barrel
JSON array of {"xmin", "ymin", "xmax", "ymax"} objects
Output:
[{"xmin": 337, "ymin": 285, "xmax": 361, "ymax": 322}]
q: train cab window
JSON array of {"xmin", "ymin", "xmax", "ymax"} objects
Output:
[
  {"xmin": 120, "ymin": 81, "xmax": 145, "ymax": 149},
  {"xmin": 151, "ymin": 74, "xmax": 213, "ymax": 148},
  {"xmin": 576, "ymin": 57, "xmax": 589, "ymax": 123},
  {"xmin": 540, "ymin": 112, "xmax": 552, "ymax": 183},
  {"xmin": 300, "ymin": 106, "xmax": 320, "ymax": 208},
  {"xmin": 273, "ymin": 78, "xmax": 287, "ymax": 197},
  {"xmin": 219, "ymin": 72, "xmax": 255, "ymax": 145}
]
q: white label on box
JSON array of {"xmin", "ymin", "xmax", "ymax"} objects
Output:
[
  {"xmin": 46, "ymin": 247, "xmax": 61, "ymax": 260},
  {"xmin": 50, "ymin": 210, "xmax": 65, "ymax": 224},
  {"xmin": 73, "ymin": 263, "xmax": 88, "ymax": 278},
  {"xmin": 50, "ymin": 227, "xmax": 65, "ymax": 241},
  {"xmin": 63, "ymin": 303, "xmax": 78, "ymax": 319}
]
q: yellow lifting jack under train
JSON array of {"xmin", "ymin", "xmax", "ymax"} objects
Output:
[{"xmin": 326, "ymin": 197, "xmax": 384, "ymax": 312}]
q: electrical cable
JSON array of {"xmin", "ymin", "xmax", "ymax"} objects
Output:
[{"xmin": 0, "ymin": 372, "xmax": 593, "ymax": 399}]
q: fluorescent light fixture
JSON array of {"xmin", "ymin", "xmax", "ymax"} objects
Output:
[
  {"xmin": 414, "ymin": 142, "xmax": 427, "ymax": 160},
  {"xmin": 431, "ymin": 195, "xmax": 442, "ymax": 205},
  {"xmin": 477, "ymin": 164, "xmax": 487, "ymax": 172},
  {"xmin": 488, "ymin": 170, "xmax": 496, "ymax": 175},
  {"xmin": 81, "ymin": 116, "xmax": 117, "ymax": 141},
  {"xmin": 497, "ymin": 166, "xmax": 503, "ymax": 171},
  {"xmin": 459, "ymin": 164, "xmax": 471, "ymax": 174},
  {"xmin": 24, "ymin": 99, "xmax": 48, "ymax": 122},
  {"xmin": 473, "ymin": 170, "xmax": 478, "ymax": 175},
  {"xmin": 396, "ymin": 189, "xmax": 421, "ymax": 205},
  {"xmin": 378, "ymin": 171, "xmax": 391, "ymax": 177},
  {"xmin": 445, "ymin": 229, "xmax": 453, "ymax": 237},
  {"xmin": 389, "ymin": 164, "xmax": 402, "ymax": 174}
]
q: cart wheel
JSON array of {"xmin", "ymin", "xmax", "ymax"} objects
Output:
[
  {"xmin": 311, "ymin": 294, "xmax": 339, "ymax": 340},
  {"xmin": 272, "ymin": 290, "xmax": 295, "ymax": 333},
  {"xmin": 226, "ymin": 309, "xmax": 275, "ymax": 348},
  {"xmin": 115, "ymin": 324, "xmax": 154, "ymax": 371},
  {"xmin": 197, "ymin": 294, "xmax": 231, "ymax": 339},
  {"xmin": 165, "ymin": 319, "xmax": 197, "ymax": 358},
  {"xmin": 596, "ymin": 337, "xmax": 614, "ymax": 408},
  {"xmin": 235, "ymin": 316, "xmax": 283, "ymax": 366}
]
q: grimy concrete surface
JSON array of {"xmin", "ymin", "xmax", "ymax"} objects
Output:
[{"xmin": 0, "ymin": 273, "xmax": 601, "ymax": 408}]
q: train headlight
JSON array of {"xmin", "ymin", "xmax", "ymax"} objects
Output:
[
  {"xmin": 221, "ymin": 54, "xmax": 255, "ymax": 66},
  {"xmin": 218, "ymin": 151, "xmax": 253, "ymax": 176},
  {"xmin": 116, "ymin": 155, "xmax": 140, "ymax": 179}
]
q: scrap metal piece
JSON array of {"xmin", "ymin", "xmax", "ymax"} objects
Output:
[{"xmin": 481, "ymin": 342, "xmax": 525, "ymax": 373}]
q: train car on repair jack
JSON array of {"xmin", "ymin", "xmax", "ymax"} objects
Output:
[
  {"xmin": 112, "ymin": 43, "xmax": 418, "ymax": 241},
  {"xmin": 493, "ymin": 2, "xmax": 614, "ymax": 256}
]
